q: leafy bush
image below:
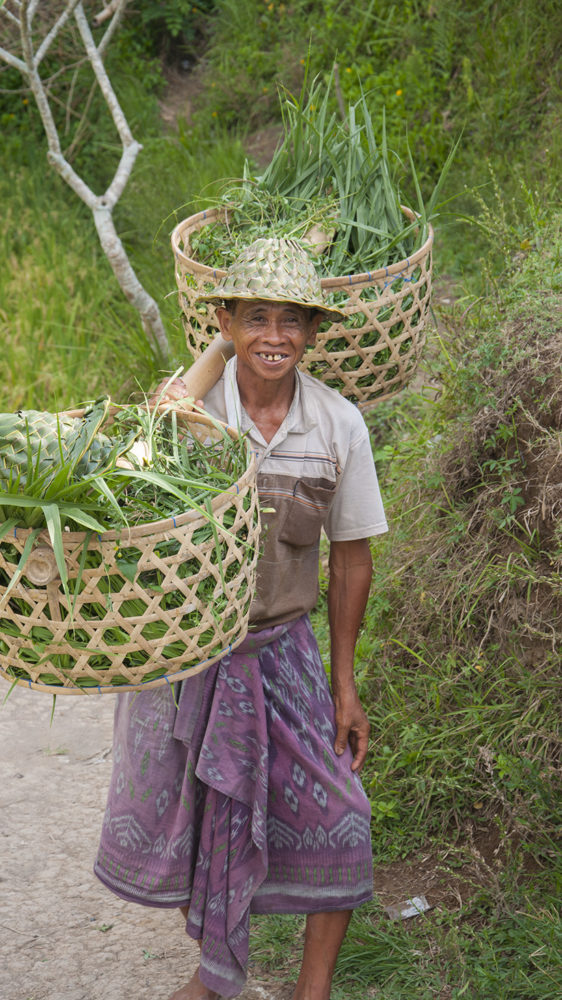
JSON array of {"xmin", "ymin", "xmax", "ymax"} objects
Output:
[{"xmin": 351, "ymin": 213, "xmax": 562, "ymax": 854}]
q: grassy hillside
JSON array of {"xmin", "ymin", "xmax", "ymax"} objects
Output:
[
  {"xmin": 2, "ymin": 0, "xmax": 560, "ymax": 413},
  {"xmin": 263, "ymin": 209, "xmax": 562, "ymax": 1000}
]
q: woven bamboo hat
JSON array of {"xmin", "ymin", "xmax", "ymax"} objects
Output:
[{"xmin": 196, "ymin": 237, "xmax": 345, "ymax": 323}]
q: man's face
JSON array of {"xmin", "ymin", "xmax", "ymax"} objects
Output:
[{"xmin": 216, "ymin": 299, "xmax": 322, "ymax": 385}]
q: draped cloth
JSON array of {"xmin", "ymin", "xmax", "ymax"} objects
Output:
[{"xmin": 94, "ymin": 615, "xmax": 373, "ymax": 998}]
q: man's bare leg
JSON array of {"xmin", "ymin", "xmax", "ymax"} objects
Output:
[
  {"xmin": 168, "ymin": 906, "xmax": 219, "ymax": 1000},
  {"xmin": 292, "ymin": 910, "xmax": 352, "ymax": 1000}
]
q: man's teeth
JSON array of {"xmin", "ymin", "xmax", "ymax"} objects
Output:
[{"xmin": 260, "ymin": 353, "xmax": 285, "ymax": 361}]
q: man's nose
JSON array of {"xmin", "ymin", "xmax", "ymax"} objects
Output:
[{"xmin": 263, "ymin": 319, "xmax": 285, "ymax": 340}]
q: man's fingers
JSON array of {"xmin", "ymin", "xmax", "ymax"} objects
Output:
[
  {"xmin": 350, "ymin": 728, "xmax": 369, "ymax": 772},
  {"xmin": 151, "ymin": 377, "xmax": 189, "ymax": 406},
  {"xmin": 334, "ymin": 722, "xmax": 349, "ymax": 757}
]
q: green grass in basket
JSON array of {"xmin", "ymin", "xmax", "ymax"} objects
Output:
[
  {"xmin": 189, "ymin": 70, "xmax": 457, "ymax": 278},
  {"xmin": 0, "ymin": 383, "xmax": 257, "ymax": 689}
]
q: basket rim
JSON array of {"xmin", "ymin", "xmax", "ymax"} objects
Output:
[
  {"xmin": 6, "ymin": 407, "xmax": 256, "ymax": 545},
  {"xmin": 171, "ymin": 205, "xmax": 434, "ymax": 287}
]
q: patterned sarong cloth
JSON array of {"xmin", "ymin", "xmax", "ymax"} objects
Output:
[{"xmin": 94, "ymin": 615, "xmax": 373, "ymax": 998}]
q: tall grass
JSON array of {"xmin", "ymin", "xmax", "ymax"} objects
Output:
[
  {"xmin": 291, "ymin": 207, "xmax": 562, "ymax": 995},
  {"xmin": 0, "ymin": 168, "xmax": 145, "ymax": 410},
  {"xmin": 0, "ymin": 125, "xmax": 248, "ymax": 413}
]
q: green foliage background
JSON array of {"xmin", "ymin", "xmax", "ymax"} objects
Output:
[{"xmin": 1, "ymin": 1, "xmax": 561, "ymax": 995}]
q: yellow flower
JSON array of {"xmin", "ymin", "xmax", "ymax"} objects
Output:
[
  {"xmin": 345, "ymin": 67, "xmax": 352, "ymax": 74},
  {"xmin": 396, "ymin": 89, "xmax": 403, "ymax": 96},
  {"xmin": 23, "ymin": 97, "xmax": 29, "ymax": 105},
  {"xmin": 212, "ymin": 111, "xmax": 218, "ymax": 118},
  {"xmin": 473, "ymin": 801, "xmax": 483, "ymax": 810},
  {"xmin": 474, "ymin": 663, "xmax": 484, "ymax": 673}
]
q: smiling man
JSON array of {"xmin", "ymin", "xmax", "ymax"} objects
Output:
[{"xmin": 95, "ymin": 238, "xmax": 388, "ymax": 1000}]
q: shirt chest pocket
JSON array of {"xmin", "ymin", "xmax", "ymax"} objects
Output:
[{"xmin": 260, "ymin": 475, "xmax": 338, "ymax": 549}]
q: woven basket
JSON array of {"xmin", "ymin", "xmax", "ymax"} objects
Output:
[
  {"xmin": 172, "ymin": 206, "xmax": 433, "ymax": 409},
  {"xmin": 0, "ymin": 411, "xmax": 260, "ymax": 695}
]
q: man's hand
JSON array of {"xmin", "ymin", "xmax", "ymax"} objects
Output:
[
  {"xmin": 333, "ymin": 685, "xmax": 370, "ymax": 773},
  {"xmin": 150, "ymin": 375, "xmax": 190, "ymax": 407},
  {"xmin": 149, "ymin": 376, "xmax": 204, "ymax": 413}
]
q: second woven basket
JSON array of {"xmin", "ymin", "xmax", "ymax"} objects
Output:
[{"xmin": 172, "ymin": 206, "xmax": 433, "ymax": 409}]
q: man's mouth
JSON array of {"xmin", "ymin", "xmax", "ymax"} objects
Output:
[{"xmin": 258, "ymin": 353, "xmax": 287, "ymax": 362}]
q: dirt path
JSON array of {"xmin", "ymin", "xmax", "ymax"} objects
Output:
[{"xmin": 0, "ymin": 687, "xmax": 274, "ymax": 1000}]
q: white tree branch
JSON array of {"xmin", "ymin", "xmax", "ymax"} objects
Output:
[
  {"xmin": 1, "ymin": 7, "xmax": 21, "ymax": 27},
  {"xmin": 98, "ymin": 0, "xmax": 128, "ymax": 56},
  {"xmin": 19, "ymin": 0, "xmax": 35, "ymax": 69},
  {"xmin": 93, "ymin": 205, "xmax": 170, "ymax": 357},
  {"xmin": 46, "ymin": 150, "xmax": 98, "ymax": 209},
  {"xmin": 103, "ymin": 140, "xmax": 142, "ymax": 207},
  {"xmin": 35, "ymin": 0, "xmax": 82, "ymax": 68},
  {"xmin": 26, "ymin": 0, "xmax": 40, "ymax": 29},
  {"xmin": 1, "ymin": 0, "xmax": 169, "ymax": 359},
  {"xmin": 93, "ymin": 0, "xmax": 121, "ymax": 27},
  {"xmin": 0, "ymin": 45, "xmax": 26, "ymax": 73},
  {"xmin": 73, "ymin": 2, "xmax": 133, "ymax": 147}
]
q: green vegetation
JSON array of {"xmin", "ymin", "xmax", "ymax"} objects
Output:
[
  {"xmin": 305, "ymin": 212, "xmax": 562, "ymax": 997},
  {"xmin": 2, "ymin": 0, "xmax": 561, "ymax": 994},
  {"xmin": 189, "ymin": 72, "xmax": 458, "ymax": 275}
]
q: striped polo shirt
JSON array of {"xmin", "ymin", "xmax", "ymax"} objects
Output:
[{"xmin": 203, "ymin": 358, "xmax": 388, "ymax": 630}]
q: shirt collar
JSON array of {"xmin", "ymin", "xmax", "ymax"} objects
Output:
[{"xmin": 223, "ymin": 357, "xmax": 318, "ymax": 449}]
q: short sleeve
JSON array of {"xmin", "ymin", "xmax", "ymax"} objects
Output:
[{"xmin": 324, "ymin": 417, "xmax": 388, "ymax": 541}]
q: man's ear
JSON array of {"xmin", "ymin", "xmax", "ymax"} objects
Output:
[
  {"xmin": 216, "ymin": 306, "xmax": 233, "ymax": 341},
  {"xmin": 306, "ymin": 311, "xmax": 324, "ymax": 347}
]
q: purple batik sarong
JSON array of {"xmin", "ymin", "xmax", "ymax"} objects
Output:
[{"xmin": 94, "ymin": 614, "xmax": 373, "ymax": 997}]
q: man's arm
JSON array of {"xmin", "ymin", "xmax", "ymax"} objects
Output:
[{"xmin": 327, "ymin": 537, "xmax": 373, "ymax": 773}]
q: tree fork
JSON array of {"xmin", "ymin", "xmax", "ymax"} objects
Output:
[{"xmin": 1, "ymin": 0, "xmax": 170, "ymax": 361}]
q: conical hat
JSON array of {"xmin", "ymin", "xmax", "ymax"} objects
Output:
[{"xmin": 196, "ymin": 237, "xmax": 345, "ymax": 323}]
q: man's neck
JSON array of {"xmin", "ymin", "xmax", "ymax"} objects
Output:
[{"xmin": 237, "ymin": 369, "xmax": 297, "ymax": 444}]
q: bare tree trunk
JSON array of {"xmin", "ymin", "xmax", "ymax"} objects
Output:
[
  {"xmin": 93, "ymin": 204, "xmax": 169, "ymax": 354},
  {"xmin": 0, "ymin": 0, "xmax": 170, "ymax": 360}
]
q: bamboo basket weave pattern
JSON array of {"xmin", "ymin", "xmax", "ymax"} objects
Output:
[
  {"xmin": 0, "ymin": 413, "xmax": 260, "ymax": 695},
  {"xmin": 172, "ymin": 207, "xmax": 433, "ymax": 409}
]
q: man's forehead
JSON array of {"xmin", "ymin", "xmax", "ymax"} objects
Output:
[{"xmin": 235, "ymin": 298, "xmax": 308, "ymax": 315}]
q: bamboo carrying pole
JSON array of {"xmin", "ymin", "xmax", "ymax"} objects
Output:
[{"xmin": 174, "ymin": 335, "xmax": 235, "ymax": 406}]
